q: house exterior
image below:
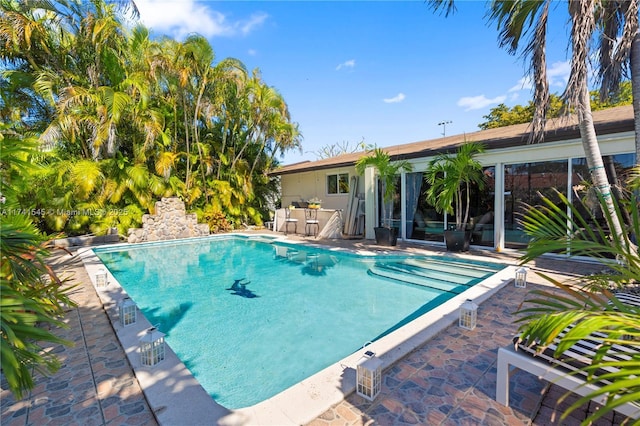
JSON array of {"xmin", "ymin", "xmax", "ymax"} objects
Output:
[{"xmin": 270, "ymin": 105, "xmax": 636, "ymax": 251}]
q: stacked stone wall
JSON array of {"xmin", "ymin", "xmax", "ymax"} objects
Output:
[{"xmin": 127, "ymin": 197, "xmax": 209, "ymax": 243}]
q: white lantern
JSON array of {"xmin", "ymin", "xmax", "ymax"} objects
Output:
[
  {"xmin": 95, "ymin": 268, "xmax": 108, "ymax": 288},
  {"xmin": 515, "ymin": 267, "xmax": 528, "ymax": 288},
  {"xmin": 356, "ymin": 350, "xmax": 383, "ymax": 401},
  {"xmin": 459, "ymin": 299, "xmax": 478, "ymax": 330},
  {"xmin": 118, "ymin": 297, "xmax": 137, "ymax": 327},
  {"xmin": 140, "ymin": 327, "xmax": 165, "ymax": 367}
]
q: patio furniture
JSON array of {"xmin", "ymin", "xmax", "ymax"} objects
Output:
[
  {"xmin": 496, "ymin": 293, "xmax": 640, "ymax": 419},
  {"xmin": 284, "ymin": 207, "xmax": 298, "ymax": 235},
  {"xmin": 274, "ymin": 208, "xmax": 338, "ymax": 234},
  {"xmin": 305, "ymin": 208, "xmax": 319, "ymax": 237}
]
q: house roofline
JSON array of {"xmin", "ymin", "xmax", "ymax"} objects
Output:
[{"xmin": 269, "ymin": 105, "xmax": 634, "ymax": 176}]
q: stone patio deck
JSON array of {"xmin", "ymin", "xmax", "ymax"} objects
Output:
[{"xmin": 1, "ymin": 235, "xmax": 629, "ymax": 425}]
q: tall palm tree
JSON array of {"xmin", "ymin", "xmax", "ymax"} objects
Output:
[
  {"xmin": 181, "ymin": 34, "xmax": 216, "ymax": 199},
  {"xmin": 237, "ymin": 72, "xmax": 300, "ymax": 177},
  {"xmin": 486, "ymin": 0, "xmax": 626, "ymax": 242},
  {"xmin": 3, "ymin": 0, "xmax": 154, "ymax": 160},
  {"xmin": 149, "ymin": 35, "xmax": 210, "ymax": 195},
  {"xmin": 214, "ymin": 61, "xmax": 249, "ymax": 180},
  {"xmin": 429, "ymin": 0, "xmax": 631, "ymax": 241},
  {"xmin": 596, "ymin": 0, "xmax": 639, "ymax": 164}
]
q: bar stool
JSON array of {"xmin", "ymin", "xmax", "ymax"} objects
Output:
[
  {"xmin": 284, "ymin": 207, "xmax": 298, "ymax": 235},
  {"xmin": 305, "ymin": 208, "xmax": 319, "ymax": 237}
]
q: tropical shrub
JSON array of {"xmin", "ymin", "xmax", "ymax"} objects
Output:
[
  {"xmin": 424, "ymin": 141, "xmax": 486, "ymax": 231},
  {"xmin": 200, "ymin": 206, "xmax": 232, "ymax": 233},
  {"xmin": 355, "ymin": 147, "xmax": 412, "ymax": 227},
  {"xmin": 0, "ymin": 217, "xmax": 77, "ymax": 399},
  {"xmin": 1, "ymin": 131, "xmax": 77, "ymax": 398}
]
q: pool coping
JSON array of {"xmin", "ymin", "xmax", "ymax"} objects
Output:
[{"xmin": 79, "ymin": 234, "xmax": 517, "ymax": 425}]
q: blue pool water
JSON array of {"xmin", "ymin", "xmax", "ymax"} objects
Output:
[{"xmin": 95, "ymin": 236, "xmax": 504, "ymax": 409}]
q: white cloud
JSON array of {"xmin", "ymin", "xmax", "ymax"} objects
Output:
[
  {"xmin": 508, "ymin": 61, "xmax": 570, "ymax": 94},
  {"xmin": 135, "ymin": 0, "xmax": 267, "ymax": 40},
  {"xmin": 547, "ymin": 60, "xmax": 570, "ymax": 87},
  {"xmin": 239, "ymin": 13, "xmax": 269, "ymax": 36},
  {"xmin": 336, "ymin": 59, "xmax": 356, "ymax": 71},
  {"xmin": 457, "ymin": 94, "xmax": 507, "ymax": 111},
  {"xmin": 508, "ymin": 76, "xmax": 532, "ymax": 93},
  {"xmin": 248, "ymin": 49, "xmax": 257, "ymax": 56},
  {"xmin": 464, "ymin": 61, "xmax": 569, "ymax": 112},
  {"xmin": 383, "ymin": 93, "xmax": 406, "ymax": 104}
]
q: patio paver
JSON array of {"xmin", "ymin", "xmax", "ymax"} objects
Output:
[{"xmin": 1, "ymin": 250, "xmax": 157, "ymax": 426}]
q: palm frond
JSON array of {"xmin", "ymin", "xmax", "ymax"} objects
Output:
[
  {"xmin": 517, "ymin": 187, "xmax": 640, "ymax": 423},
  {"xmin": 519, "ymin": 189, "xmax": 639, "ymax": 286}
]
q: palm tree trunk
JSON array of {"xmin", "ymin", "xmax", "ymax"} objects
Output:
[
  {"xmin": 463, "ymin": 181, "xmax": 471, "ymax": 230},
  {"xmin": 230, "ymin": 125, "xmax": 256, "ymax": 171},
  {"xmin": 193, "ymin": 76, "xmax": 209, "ymax": 203},
  {"xmin": 631, "ymin": 29, "xmax": 640, "ymax": 165},
  {"xmin": 183, "ymin": 100, "xmax": 191, "ymax": 190},
  {"xmin": 576, "ymin": 85, "xmax": 625, "ymax": 241},
  {"xmin": 456, "ymin": 189, "xmax": 463, "ymax": 230},
  {"xmin": 217, "ymin": 118, "xmax": 230, "ymax": 180}
]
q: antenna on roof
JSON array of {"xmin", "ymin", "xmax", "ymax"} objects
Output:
[{"xmin": 438, "ymin": 120, "xmax": 452, "ymax": 137}]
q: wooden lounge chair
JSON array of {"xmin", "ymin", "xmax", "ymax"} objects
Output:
[{"xmin": 496, "ymin": 292, "xmax": 640, "ymax": 420}]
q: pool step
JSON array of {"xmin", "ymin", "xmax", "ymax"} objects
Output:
[
  {"xmin": 368, "ymin": 264, "xmax": 468, "ymax": 294},
  {"xmin": 247, "ymin": 236, "xmax": 277, "ymax": 244},
  {"xmin": 403, "ymin": 258, "xmax": 500, "ymax": 277},
  {"xmin": 368, "ymin": 259, "xmax": 498, "ymax": 294},
  {"xmin": 381, "ymin": 261, "xmax": 493, "ymax": 283}
]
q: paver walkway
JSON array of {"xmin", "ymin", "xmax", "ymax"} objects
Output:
[
  {"xmin": 1, "ymin": 250, "xmax": 157, "ymax": 426},
  {"xmin": 1, "ymin": 236, "xmax": 632, "ymax": 425}
]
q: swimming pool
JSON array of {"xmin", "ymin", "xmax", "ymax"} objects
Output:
[{"xmin": 94, "ymin": 236, "xmax": 505, "ymax": 409}]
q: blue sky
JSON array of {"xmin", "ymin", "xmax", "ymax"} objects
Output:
[{"xmin": 134, "ymin": 0, "xmax": 573, "ymax": 165}]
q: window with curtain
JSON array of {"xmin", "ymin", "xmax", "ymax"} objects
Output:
[
  {"xmin": 404, "ymin": 172, "xmax": 444, "ymax": 241},
  {"xmin": 405, "ymin": 168, "xmax": 494, "ymax": 245}
]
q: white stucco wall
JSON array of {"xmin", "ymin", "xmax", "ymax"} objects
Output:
[{"xmin": 280, "ymin": 166, "xmax": 360, "ymax": 211}]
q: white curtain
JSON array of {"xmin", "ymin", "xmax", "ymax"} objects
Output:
[{"xmin": 405, "ymin": 172, "xmax": 423, "ymax": 239}]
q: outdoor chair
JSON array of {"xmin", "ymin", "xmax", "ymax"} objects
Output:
[
  {"xmin": 284, "ymin": 207, "xmax": 298, "ymax": 235},
  {"xmin": 496, "ymin": 292, "xmax": 640, "ymax": 419},
  {"xmin": 305, "ymin": 208, "xmax": 319, "ymax": 237}
]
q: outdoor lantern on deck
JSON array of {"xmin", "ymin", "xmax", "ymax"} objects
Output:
[
  {"xmin": 459, "ymin": 299, "xmax": 478, "ymax": 330},
  {"xmin": 139, "ymin": 326, "xmax": 165, "ymax": 367},
  {"xmin": 118, "ymin": 297, "xmax": 137, "ymax": 327},
  {"xmin": 95, "ymin": 268, "xmax": 108, "ymax": 288},
  {"xmin": 515, "ymin": 267, "xmax": 528, "ymax": 288},
  {"xmin": 356, "ymin": 349, "xmax": 383, "ymax": 401}
]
